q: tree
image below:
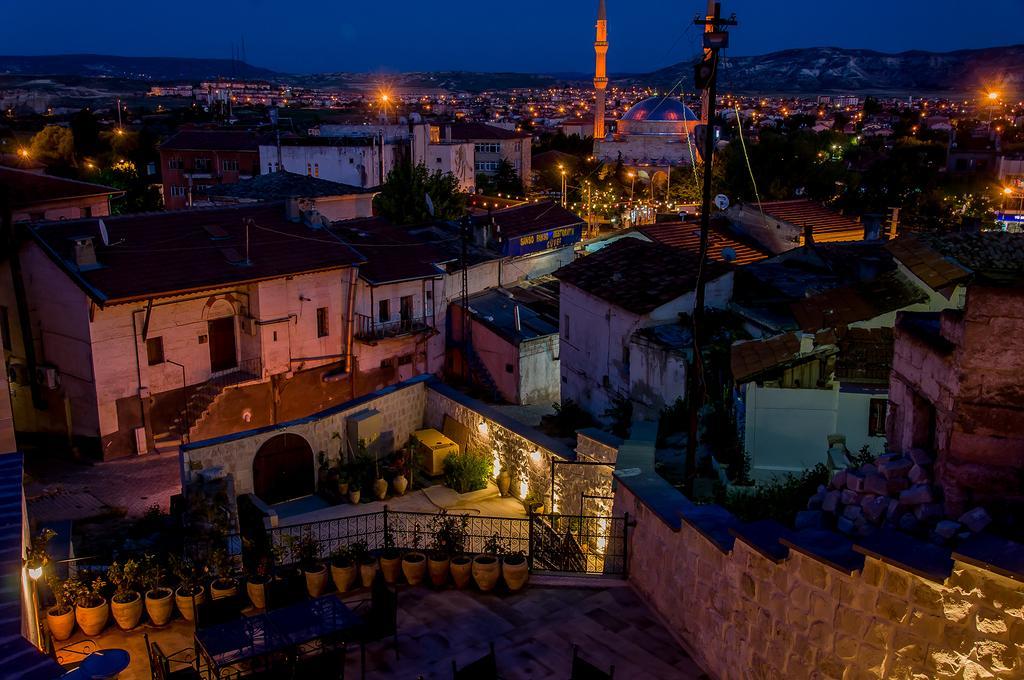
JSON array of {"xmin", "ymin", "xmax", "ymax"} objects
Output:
[
  {"xmin": 97, "ymin": 160, "xmax": 162, "ymax": 214},
  {"xmin": 373, "ymin": 163, "xmax": 466, "ymax": 224},
  {"xmin": 29, "ymin": 125, "xmax": 75, "ymax": 167},
  {"xmin": 492, "ymin": 159, "xmax": 524, "ymax": 197},
  {"xmin": 70, "ymin": 109, "xmax": 101, "ymax": 159}
]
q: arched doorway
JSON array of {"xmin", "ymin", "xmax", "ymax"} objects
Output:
[{"xmin": 252, "ymin": 433, "xmax": 314, "ymax": 504}]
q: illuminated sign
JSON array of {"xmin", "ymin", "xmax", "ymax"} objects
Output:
[
  {"xmin": 504, "ymin": 224, "xmax": 583, "ymax": 256},
  {"xmin": 996, "ymin": 212, "xmax": 1024, "ymax": 224}
]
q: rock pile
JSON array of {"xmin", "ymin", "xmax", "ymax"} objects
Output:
[{"xmin": 799, "ymin": 448, "xmax": 992, "ymax": 545}]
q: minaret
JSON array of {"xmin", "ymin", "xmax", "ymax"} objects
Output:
[{"xmin": 593, "ymin": 0, "xmax": 608, "ymax": 142}]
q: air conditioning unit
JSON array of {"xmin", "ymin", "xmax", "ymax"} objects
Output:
[
  {"xmin": 240, "ymin": 316, "xmax": 257, "ymax": 336},
  {"xmin": 34, "ymin": 365, "xmax": 59, "ymax": 390},
  {"xmin": 346, "ymin": 409, "xmax": 383, "ymax": 460}
]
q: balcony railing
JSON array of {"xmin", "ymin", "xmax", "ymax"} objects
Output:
[{"xmin": 355, "ymin": 313, "xmax": 432, "ymax": 341}]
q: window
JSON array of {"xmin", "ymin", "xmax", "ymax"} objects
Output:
[
  {"xmin": 563, "ymin": 314, "xmax": 570, "ymax": 341},
  {"xmin": 316, "ymin": 307, "xmax": 329, "ymax": 337},
  {"xmin": 267, "ymin": 162, "xmax": 274, "ymax": 173},
  {"xmin": 398, "ymin": 354, "xmax": 413, "ymax": 366},
  {"xmin": 307, "ymin": 163, "xmax": 312, "ymax": 176},
  {"xmin": 378, "ymin": 299, "xmax": 390, "ymax": 323},
  {"xmin": 435, "ymin": 157, "xmax": 442, "ymax": 164},
  {"xmin": 314, "ymin": 163, "xmax": 319, "ymax": 178},
  {"xmin": 869, "ymin": 399, "xmax": 888, "ymax": 437},
  {"xmin": 167, "ymin": 157, "xmax": 184, "ymax": 169},
  {"xmin": 81, "ymin": 206, "xmax": 92, "ymax": 218},
  {"xmin": 475, "ymin": 161, "xmax": 498, "ymax": 172},
  {"xmin": 380, "ymin": 357, "xmax": 394, "ymax": 369},
  {"xmin": 0, "ymin": 306, "xmax": 11, "ymax": 351},
  {"xmin": 222, "ymin": 159, "xmax": 239, "ymax": 172},
  {"xmin": 474, "ymin": 143, "xmax": 500, "ymax": 154},
  {"xmin": 194, "ymin": 158, "xmax": 211, "ymax": 171},
  {"xmin": 146, "ymin": 337, "xmax": 165, "ymax": 365},
  {"xmin": 505, "ymin": 363, "xmax": 514, "ymax": 373},
  {"xmin": 170, "ymin": 185, "xmax": 187, "ymax": 197},
  {"xmin": 400, "ymin": 295, "xmax": 413, "ymax": 321}
]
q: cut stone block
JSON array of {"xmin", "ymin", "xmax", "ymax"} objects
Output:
[
  {"xmin": 908, "ymin": 448, "xmax": 933, "ymax": 466},
  {"xmin": 914, "ymin": 502, "xmax": 943, "ymax": 522},
  {"xmin": 899, "ymin": 484, "xmax": 934, "ymax": 505},
  {"xmin": 908, "ymin": 464, "xmax": 929, "ymax": 485},
  {"xmin": 863, "ymin": 495, "xmax": 889, "ymax": 523},
  {"xmin": 822, "ymin": 490, "xmax": 841, "ymax": 513},
  {"xmin": 958, "ymin": 507, "xmax": 992, "ymax": 533},
  {"xmin": 846, "ymin": 472, "xmax": 865, "ymax": 492},
  {"xmin": 934, "ymin": 520, "xmax": 961, "ymax": 539},
  {"xmin": 878, "ymin": 456, "xmax": 913, "ymax": 480},
  {"xmin": 864, "ymin": 474, "xmax": 889, "ymax": 496}
]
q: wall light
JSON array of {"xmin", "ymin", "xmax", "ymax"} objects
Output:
[
  {"xmin": 27, "ymin": 563, "xmax": 43, "ymax": 581},
  {"xmin": 492, "ymin": 449, "xmax": 501, "ymax": 477},
  {"xmin": 477, "ymin": 421, "xmax": 489, "ymax": 436},
  {"xmin": 529, "ymin": 449, "xmax": 542, "ymax": 465},
  {"xmin": 518, "ymin": 475, "xmax": 529, "ymax": 499}
]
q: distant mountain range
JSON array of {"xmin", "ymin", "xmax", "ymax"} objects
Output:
[
  {"xmin": 2, "ymin": 45, "xmax": 1023, "ymax": 94},
  {"xmin": 643, "ymin": 45, "xmax": 1024, "ymax": 94}
]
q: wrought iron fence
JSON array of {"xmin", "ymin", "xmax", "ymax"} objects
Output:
[{"xmin": 258, "ymin": 508, "xmax": 628, "ymax": 577}]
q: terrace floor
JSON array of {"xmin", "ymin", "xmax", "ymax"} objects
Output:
[{"xmin": 56, "ymin": 581, "xmax": 706, "ymax": 679}]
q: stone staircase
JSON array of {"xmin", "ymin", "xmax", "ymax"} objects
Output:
[
  {"xmin": 154, "ymin": 361, "xmax": 262, "ymax": 446},
  {"xmin": 465, "ymin": 344, "xmax": 501, "ymax": 402}
]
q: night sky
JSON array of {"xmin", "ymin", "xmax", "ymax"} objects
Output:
[{"xmin": 4, "ymin": 0, "xmax": 1024, "ymax": 75}]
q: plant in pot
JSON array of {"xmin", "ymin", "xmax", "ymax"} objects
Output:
[
  {"xmin": 140, "ymin": 554, "xmax": 174, "ymax": 626},
  {"xmin": 429, "ymin": 509, "xmax": 469, "ymax": 588},
  {"xmin": 70, "ymin": 573, "xmax": 109, "ymax": 636},
  {"xmin": 472, "ymin": 534, "xmax": 503, "ymax": 592},
  {"xmin": 364, "ymin": 439, "xmax": 387, "ymax": 501},
  {"xmin": 501, "ymin": 550, "xmax": 529, "ymax": 592},
  {"xmin": 330, "ymin": 433, "xmax": 350, "ymax": 497},
  {"xmin": 350, "ymin": 540, "xmax": 377, "ymax": 588},
  {"xmin": 401, "ymin": 525, "xmax": 427, "ymax": 586},
  {"xmin": 44, "ymin": 575, "xmax": 76, "ymax": 641},
  {"xmin": 378, "ymin": 525, "xmax": 402, "ymax": 585},
  {"xmin": 107, "ymin": 558, "xmax": 143, "ymax": 630},
  {"xmin": 524, "ymin": 490, "xmax": 545, "ymax": 515},
  {"xmin": 245, "ymin": 543, "xmax": 280, "ymax": 610},
  {"xmin": 329, "ymin": 544, "xmax": 357, "ymax": 593},
  {"xmin": 170, "ymin": 555, "xmax": 206, "ymax": 622},
  {"xmin": 290, "ymin": 530, "xmax": 327, "ymax": 597},
  {"xmin": 208, "ymin": 548, "xmax": 239, "ymax": 599},
  {"xmin": 391, "ymin": 449, "xmax": 409, "ymax": 496}
]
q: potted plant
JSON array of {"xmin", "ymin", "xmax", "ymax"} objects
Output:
[
  {"xmin": 337, "ymin": 466, "xmax": 350, "ymax": 497},
  {"xmin": 45, "ymin": 575, "xmax": 75, "ymax": 641},
  {"xmin": 392, "ymin": 456, "xmax": 409, "ymax": 497},
  {"xmin": 170, "ymin": 555, "xmax": 206, "ymax": 622},
  {"xmin": 107, "ymin": 559, "xmax": 143, "ymax": 630},
  {"xmin": 524, "ymin": 490, "xmax": 545, "ymax": 515},
  {"xmin": 329, "ymin": 545, "xmax": 357, "ymax": 593},
  {"xmin": 140, "ymin": 554, "xmax": 174, "ymax": 626},
  {"xmin": 496, "ymin": 469, "xmax": 511, "ymax": 497},
  {"xmin": 502, "ymin": 550, "xmax": 529, "ymax": 592},
  {"xmin": 246, "ymin": 544, "xmax": 280, "ymax": 610},
  {"xmin": 450, "ymin": 554, "xmax": 473, "ymax": 589},
  {"xmin": 379, "ymin": 525, "xmax": 402, "ymax": 584},
  {"xmin": 401, "ymin": 525, "xmax": 426, "ymax": 586},
  {"xmin": 472, "ymin": 534, "xmax": 502, "ymax": 592},
  {"xmin": 208, "ymin": 548, "xmax": 238, "ymax": 599},
  {"xmin": 71, "ymin": 573, "xmax": 109, "ymax": 636},
  {"xmin": 368, "ymin": 441, "xmax": 388, "ymax": 500},
  {"xmin": 429, "ymin": 510, "xmax": 469, "ymax": 587},
  {"xmin": 350, "ymin": 541, "xmax": 377, "ymax": 588},
  {"xmin": 290, "ymin": 530, "xmax": 327, "ymax": 597}
]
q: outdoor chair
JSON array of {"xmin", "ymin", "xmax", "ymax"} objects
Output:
[
  {"xmin": 145, "ymin": 633, "xmax": 200, "ymax": 680},
  {"xmin": 451, "ymin": 642, "xmax": 497, "ymax": 680},
  {"xmin": 48, "ymin": 635, "xmax": 97, "ymax": 669},
  {"xmin": 195, "ymin": 593, "xmax": 247, "ymax": 629},
  {"xmin": 570, "ymin": 644, "xmax": 614, "ymax": 679}
]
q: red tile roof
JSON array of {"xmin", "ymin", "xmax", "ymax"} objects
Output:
[
  {"xmin": 760, "ymin": 199, "xmax": 863, "ymax": 242},
  {"xmin": 836, "ymin": 327, "xmax": 894, "ymax": 384},
  {"xmin": 331, "ymin": 217, "xmax": 448, "ymax": 285},
  {"xmin": 640, "ymin": 221, "xmax": 769, "ymax": 265},
  {"xmin": 553, "ymin": 238, "xmax": 731, "ymax": 315},
  {"xmin": 28, "ymin": 203, "xmax": 364, "ymax": 305},
  {"xmin": 489, "ymin": 201, "xmax": 584, "ymax": 240},
  {"xmin": 731, "ymin": 333, "xmax": 802, "ymax": 383},
  {"xmin": 443, "ymin": 123, "xmax": 530, "ymax": 141},
  {"xmin": 159, "ymin": 129, "xmax": 271, "ymax": 152},
  {"xmin": 886, "ymin": 232, "xmax": 1024, "ymax": 290},
  {"xmin": 1, "ymin": 167, "xmax": 121, "ymax": 209}
]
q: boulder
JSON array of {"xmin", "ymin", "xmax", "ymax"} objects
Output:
[
  {"xmin": 840, "ymin": 489, "xmax": 861, "ymax": 506},
  {"xmin": 822, "ymin": 490, "xmax": 841, "ymax": 513},
  {"xmin": 843, "ymin": 504, "xmax": 863, "ymax": 521},
  {"xmin": 908, "ymin": 465, "xmax": 929, "ymax": 485},
  {"xmin": 886, "ymin": 477, "xmax": 910, "ymax": 495},
  {"xmin": 863, "ymin": 496, "xmax": 889, "ymax": 523},
  {"xmin": 934, "ymin": 520, "xmax": 961, "ymax": 539},
  {"xmin": 859, "ymin": 463, "xmax": 878, "ymax": 476},
  {"xmin": 837, "ymin": 516, "xmax": 855, "ymax": 534},
  {"xmin": 914, "ymin": 503, "xmax": 943, "ymax": 522},
  {"xmin": 958, "ymin": 507, "xmax": 992, "ymax": 533},
  {"xmin": 898, "ymin": 513, "xmax": 919, "ymax": 532},
  {"xmin": 807, "ymin": 491, "xmax": 825, "ymax": 510},
  {"xmin": 886, "ymin": 498, "xmax": 901, "ymax": 520},
  {"xmin": 846, "ymin": 472, "xmax": 866, "ymax": 492},
  {"xmin": 863, "ymin": 474, "xmax": 889, "ymax": 496},
  {"xmin": 878, "ymin": 456, "xmax": 913, "ymax": 480},
  {"xmin": 831, "ymin": 469, "xmax": 847, "ymax": 490},
  {"xmin": 899, "ymin": 484, "xmax": 934, "ymax": 506}
]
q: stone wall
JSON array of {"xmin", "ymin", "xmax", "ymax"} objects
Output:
[{"xmin": 614, "ymin": 477, "xmax": 1024, "ymax": 679}]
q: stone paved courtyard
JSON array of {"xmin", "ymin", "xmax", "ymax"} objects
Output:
[{"xmin": 56, "ymin": 582, "xmax": 706, "ymax": 679}]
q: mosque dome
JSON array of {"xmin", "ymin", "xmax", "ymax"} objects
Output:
[{"xmin": 616, "ymin": 97, "xmax": 699, "ymax": 138}]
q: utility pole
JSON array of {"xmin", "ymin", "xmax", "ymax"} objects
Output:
[{"xmin": 686, "ymin": 2, "xmax": 736, "ymax": 494}]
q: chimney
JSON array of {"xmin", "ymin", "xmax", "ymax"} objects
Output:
[
  {"xmin": 803, "ymin": 224, "xmax": 815, "ymax": 248},
  {"xmin": 73, "ymin": 237, "xmax": 98, "ymax": 269}
]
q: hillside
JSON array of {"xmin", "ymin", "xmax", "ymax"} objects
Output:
[{"xmin": 0, "ymin": 54, "xmax": 278, "ymax": 81}]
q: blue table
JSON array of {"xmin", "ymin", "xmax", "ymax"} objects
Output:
[
  {"xmin": 195, "ymin": 596, "xmax": 363, "ymax": 677},
  {"xmin": 78, "ymin": 649, "xmax": 130, "ymax": 679}
]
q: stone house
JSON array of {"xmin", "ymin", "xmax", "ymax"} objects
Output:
[
  {"xmin": 554, "ymin": 238, "xmax": 733, "ymax": 423},
  {"xmin": 159, "ymin": 129, "xmax": 267, "ymax": 209},
  {"xmin": 440, "ymin": 122, "xmax": 531, "ymax": 187}
]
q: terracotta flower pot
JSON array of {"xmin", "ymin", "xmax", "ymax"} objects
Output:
[
  {"xmin": 210, "ymin": 578, "xmax": 238, "ymax": 600},
  {"xmin": 46, "ymin": 606, "xmax": 75, "ymax": 641},
  {"xmin": 497, "ymin": 471, "xmax": 511, "ymax": 497},
  {"xmin": 450, "ymin": 555, "xmax": 473, "ymax": 589},
  {"xmin": 428, "ymin": 555, "xmax": 450, "ymax": 587},
  {"xmin": 502, "ymin": 555, "xmax": 529, "ymax": 592},
  {"xmin": 359, "ymin": 559, "xmax": 378, "ymax": 588},
  {"xmin": 246, "ymin": 578, "xmax": 270, "ymax": 609},
  {"xmin": 75, "ymin": 598, "xmax": 109, "ymax": 636},
  {"xmin": 401, "ymin": 552, "xmax": 426, "ymax": 586},
  {"xmin": 145, "ymin": 588, "xmax": 174, "ymax": 627},
  {"xmin": 349, "ymin": 489, "xmax": 361, "ymax": 505},
  {"xmin": 392, "ymin": 474, "xmax": 408, "ymax": 496},
  {"xmin": 379, "ymin": 551, "xmax": 402, "ymax": 585},
  {"xmin": 111, "ymin": 591, "xmax": 143, "ymax": 630},
  {"xmin": 331, "ymin": 561, "xmax": 357, "ymax": 593},
  {"xmin": 373, "ymin": 478, "xmax": 388, "ymax": 500},
  {"xmin": 175, "ymin": 586, "xmax": 206, "ymax": 622},
  {"xmin": 304, "ymin": 564, "xmax": 328, "ymax": 597},
  {"xmin": 472, "ymin": 555, "xmax": 500, "ymax": 592},
  {"xmin": 338, "ymin": 481, "xmax": 349, "ymax": 496}
]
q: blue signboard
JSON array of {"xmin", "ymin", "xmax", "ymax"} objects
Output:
[
  {"xmin": 996, "ymin": 212, "xmax": 1024, "ymax": 223},
  {"xmin": 503, "ymin": 223, "xmax": 583, "ymax": 256}
]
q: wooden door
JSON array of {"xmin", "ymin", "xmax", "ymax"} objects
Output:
[
  {"xmin": 253, "ymin": 433, "xmax": 314, "ymax": 504},
  {"xmin": 208, "ymin": 316, "xmax": 237, "ymax": 372}
]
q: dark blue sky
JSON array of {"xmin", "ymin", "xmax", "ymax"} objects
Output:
[{"xmin": 5, "ymin": 0, "xmax": 1024, "ymax": 74}]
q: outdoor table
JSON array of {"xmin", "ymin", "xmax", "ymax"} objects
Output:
[
  {"xmin": 77, "ymin": 648, "xmax": 130, "ymax": 679},
  {"xmin": 195, "ymin": 596, "xmax": 363, "ymax": 678}
]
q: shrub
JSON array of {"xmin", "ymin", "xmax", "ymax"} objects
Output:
[
  {"xmin": 717, "ymin": 463, "xmax": 829, "ymax": 526},
  {"xmin": 107, "ymin": 559, "xmax": 141, "ymax": 602},
  {"xmin": 430, "ymin": 509, "xmax": 470, "ymax": 557},
  {"xmin": 443, "ymin": 450, "xmax": 491, "ymax": 494}
]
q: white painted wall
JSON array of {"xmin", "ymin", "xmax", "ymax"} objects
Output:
[
  {"xmin": 259, "ymin": 144, "xmax": 392, "ymax": 188},
  {"xmin": 628, "ymin": 335, "xmax": 687, "ymax": 421},
  {"xmin": 519, "ymin": 335, "xmax": 560, "ymax": 406}
]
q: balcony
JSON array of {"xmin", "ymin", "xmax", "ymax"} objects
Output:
[{"xmin": 355, "ymin": 313, "xmax": 432, "ymax": 342}]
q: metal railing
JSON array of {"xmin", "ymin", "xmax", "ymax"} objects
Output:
[
  {"xmin": 354, "ymin": 313, "xmax": 433, "ymax": 341},
  {"xmin": 260, "ymin": 507, "xmax": 627, "ymax": 577}
]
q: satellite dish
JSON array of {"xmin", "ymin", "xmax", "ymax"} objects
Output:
[
  {"xmin": 424, "ymin": 193, "xmax": 435, "ymax": 217},
  {"xmin": 721, "ymin": 246, "xmax": 737, "ymax": 263},
  {"xmin": 98, "ymin": 218, "xmax": 110, "ymax": 246},
  {"xmin": 714, "ymin": 194, "xmax": 730, "ymax": 211}
]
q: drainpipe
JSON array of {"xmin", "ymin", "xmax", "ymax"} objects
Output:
[
  {"xmin": 345, "ymin": 267, "xmax": 358, "ymax": 400},
  {"xmin": 129, "ymin": 308, "xmax": 155, "ymax": 454}
]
